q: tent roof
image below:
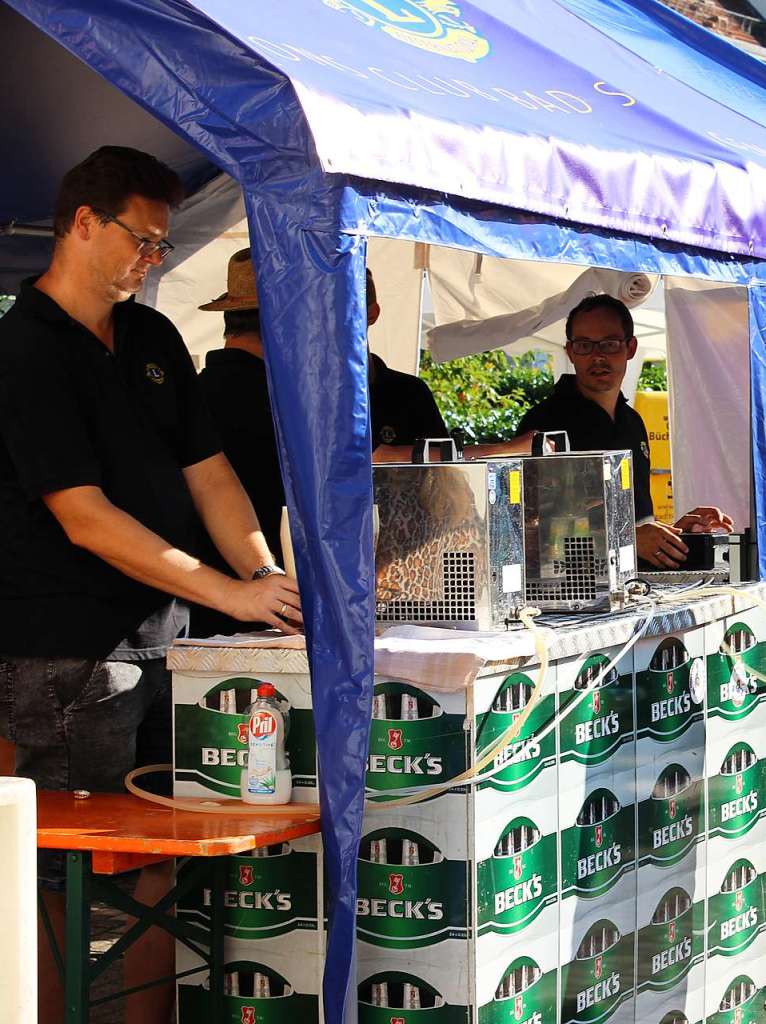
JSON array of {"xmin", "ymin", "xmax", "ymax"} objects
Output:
[{"xmin": 5, "ymin": 0, "xmax": 766, "ymax": 270}]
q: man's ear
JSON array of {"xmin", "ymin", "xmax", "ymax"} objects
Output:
[
  {"xmin": 626, "ymin": 336, "xmax": 638, "ymax": 360},
  {"xmin": 72, "ymin": 205, "xmax": 97, "ymax": 241},
  {"xmin": 564, "ymin": 341, "xmax": 574, "ymax": 365},
  {"xmin": 367, "ymin": 301, "xmax": 381, "ymax": 328}
]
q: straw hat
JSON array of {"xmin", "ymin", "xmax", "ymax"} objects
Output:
[{"xmin": 199, "ymin": 248, "xmax": 259, "ymax": 311}]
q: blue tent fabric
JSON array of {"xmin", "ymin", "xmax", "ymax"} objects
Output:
[
  {"xmin": 749, "ymin": 287, "xmax": 766, "ymax": 581},
  {"xmin": 245, "ymin": 185, "xmax": 374, "ymax": 1022},
  {"xmin": 6, "ymin": 2, "xmax": 766, "ymax": 1021}
]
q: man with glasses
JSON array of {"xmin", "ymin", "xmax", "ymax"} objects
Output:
[
  {"xmin": 516, "ymin": 294, "xmax": 732, "ymax": 568},
  {"xmin": 0, "ymin": 147, "xmax": 300, "ymax": 1023}
]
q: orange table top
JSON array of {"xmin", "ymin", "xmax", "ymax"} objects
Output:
[{"xmin": 37, "ymin": 791, "xmax": 321, "ymax": 874}]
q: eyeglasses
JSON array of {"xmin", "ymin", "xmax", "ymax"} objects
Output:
[
  {"xmin": 569, "ymin": 337, "xmax": 628, "ymax": 356},
  {"xmin": 92, "ymin": 208, "xmax": 174, "ymax": 262}
]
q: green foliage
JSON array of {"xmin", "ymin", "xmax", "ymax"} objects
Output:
[
  {"xmin": 637, "ymin": 360, "xmax": 667, "ymax": 391},
  {"xmin": 420, "ymin": 350, "xmax": 554, "ymax": 443}
]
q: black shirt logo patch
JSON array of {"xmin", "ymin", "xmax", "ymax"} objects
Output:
[
  {"xmin": 145, "ymin": 362, "xmax": 165, "ymax": 384},
  {"xmin": 380, "ymin": 425, "xmax": 397, "ymax": 444},
  {"xmin": 641, "ymin": 441, "xmax": 650, "ymax": 460}
]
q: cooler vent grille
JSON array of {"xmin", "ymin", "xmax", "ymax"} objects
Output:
[
  {"xmin": 526, "ymin": 536, "xmax": 597, "ymax": 605},
  {"xmin": 376, "ymin": 551, "xmax": 476, "ymax": 623}
]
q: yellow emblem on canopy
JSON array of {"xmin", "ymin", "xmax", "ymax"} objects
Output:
[{"xmin": 323, "ymin": 0, "xmax": 490, "ymax": 63}]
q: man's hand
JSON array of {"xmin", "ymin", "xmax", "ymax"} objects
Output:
[
  {"xmin": 221, "ymin": 574, "xmax": 303, "ymax": 635},
  {"xmin": 674, "ymin": 506, "xmax": 734, "ymax": 534},
  {"xmin": 636, "ymin": 522, "xmax": 689, "ymax": 569}
]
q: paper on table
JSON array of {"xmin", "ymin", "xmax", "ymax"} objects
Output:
[{"xmin": 175, "ymin": 630, "xmax": 307, "ymax": 649}]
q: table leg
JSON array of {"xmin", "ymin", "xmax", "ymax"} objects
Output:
[
  {"xmin": 209, "ymin": 856, "xmax": 227, "ymax": 1019},
  {"xmin": 64, "ymin": 851, "xmax": 91, "ymax": 1024}
]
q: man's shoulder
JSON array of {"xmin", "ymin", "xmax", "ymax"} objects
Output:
[
  {"xmin": 0, "ymin": 303, "xmax": 65, "ymax": 364},
  {"xmin": 126, "ymin": 300, "xmax": 181, "ymax": 338},
  {"xmin": 624, "ymin": 401, "xmax": 649, "ymax": 436},
  {"xmin": 518, "ymin": 388, "xmax": 575, "ymax": 430}
]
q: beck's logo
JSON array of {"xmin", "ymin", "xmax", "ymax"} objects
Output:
[
  {"xmin": 515, "ymin": 994, "xmax": 524, "ymax": 1020},
  {"xmin": 145, "ymin": 362, "xmax": 165, "ymax": 384},
  {"xmin": 595, "ymin": 825, "xmax": 603, "ymax": 849},
  {"xmin": 594, "ymin": 955, "xmax": 603, "ymax": 980},
  {"xmin": 736, "ymin": 890, "xmax": 745, "ymax": 912},
  {"xmin": 239, "ymin": 865, "xmax": 254, "ymax": 886},
  {"xmin": 513, "ymin": 855, "xmax": 523, "ymax": 881},
  {"xmin": 241, "ymin": 1008, "xmax": 256, "ymax": 1024},
  {"xmin": 668, "ymin": 920, "xmax": 677, "ymax": 943},
  {"xmin": 592, "ymin": 690, "xmax": 601, "ymax": 714},
  {"xmin": 667, "ymin": 674, "xmax": 674, "ymax": 694},
  {"xmin": 669, "ymin": 798, "xmax": 677, "ymax": 820},
  {"xmin": 390, "ymin": 1017, "xmax": 405, "ymax": 1024},
  {"xmin": 388, "ymin": 873, "xmax": 404, "ymax": 895},
  {"xmin": 736, "ymin": 773, "xmax": 745, "ymax": 795},
  {"xmin": 237, "ymin": 722, "xmax": 249, "ymax": 744},
  {"xmin": 387, "ymin": 728, "xmax": 403, "ymax": 751}
]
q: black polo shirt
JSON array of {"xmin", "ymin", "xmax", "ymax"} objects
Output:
[
  {"xmin": 187, "ymin": 348, "xmax": 284, "ymax": 638},
  {"xmin": 370, "ymin": 353, "xmax": 447, "ymax": 448},
  {"xmin": 516, "ymin": 374, "xmax": 653, "ymax": 522},
  {"xmin": 0, "ymin": 279, "xmax": 221, "ymax": 658}
]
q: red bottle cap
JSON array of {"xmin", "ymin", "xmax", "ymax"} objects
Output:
[{"xmin": 257, "ymin": 683, "xmax": 277, "ymax": 699}]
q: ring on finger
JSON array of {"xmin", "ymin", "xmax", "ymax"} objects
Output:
[{"xmin": 280, "ymin": 602, "xmax": 288, "ymax": 617}]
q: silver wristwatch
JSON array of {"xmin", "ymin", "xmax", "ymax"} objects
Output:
[{"xmin": 251, "ymin": 564, "xmax": 286, "ymax": 580}]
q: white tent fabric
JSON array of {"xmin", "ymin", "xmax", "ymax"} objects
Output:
[
  {"xmin": 665, "ymin": 277, "xmax": 751, "ymax": 530},
  {"xmin": 146, "ymin": 175, "xmax": 424, "ymax": 374},
  {"xmin": 424, "ymin": 248, "xmax": 664, "ymax": 395}
]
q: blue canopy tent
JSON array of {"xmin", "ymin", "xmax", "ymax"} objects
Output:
[{"xmin": 5, "ymin": 1, "xmax": 766, "ymax": 1020}]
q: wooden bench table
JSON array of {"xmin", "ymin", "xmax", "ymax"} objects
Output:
[{"xmin": 37, "ymin": 790, "xmax": 321, "ymax": 1024}]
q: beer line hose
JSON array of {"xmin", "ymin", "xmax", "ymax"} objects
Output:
[
  {"xmin": 124, "ymin": 583, "xmax": 765, "ymax": 814},
  {"xmin": 364, "ymin": 598, "xmax": 658, "ymax": 808},
  {"xmin": 364, "ymin": 580, "xmax": 766, "ymax": 806}
]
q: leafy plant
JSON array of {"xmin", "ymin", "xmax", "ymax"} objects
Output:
[
  {"xmin": 420, "ymin": 350, "xmax": 554, "ymax": 443},
  {"xmin": 637, "ymin": 360, "xmax": 667, "ymax": 391}
]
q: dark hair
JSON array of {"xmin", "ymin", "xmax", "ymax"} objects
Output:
[
  {"xmin": 366, "ymin": 267, "xmax": 377, "ymax": 310},
  {"xmin": 565, "ymin": 295, "xmax": 634, "ymax": 342},
  {"xmin": 53, "ymin": 146, "xmax": 184, "ymax": 238},
  {"xmin": 223, "ymin": 308, "xmax": 261, "ymax": 338}
]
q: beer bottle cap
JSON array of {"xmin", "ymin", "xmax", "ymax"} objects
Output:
[{"xmin": 258, "ymin": 683, "xmax": 277, "ymax": 698}]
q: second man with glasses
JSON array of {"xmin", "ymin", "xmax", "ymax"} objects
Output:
[{"xmin": 516, "ymin": 294, "xmax": 732, "ymax": 568}]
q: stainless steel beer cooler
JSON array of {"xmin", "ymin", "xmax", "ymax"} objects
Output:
[{"xmin": 373, "ymin": 449, "xmax": 636, "ymax": 628}]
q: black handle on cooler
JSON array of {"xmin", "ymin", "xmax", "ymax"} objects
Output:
[
  {"xmin": 531, "ymin": 430, "xmax": 571, "ymax": 456},
  {"xmin": 411, "ymin": 437, "xmax": 462, "ymax": 463}
]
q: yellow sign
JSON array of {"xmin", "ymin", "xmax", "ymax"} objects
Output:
[
  {"xmin": 634, "ymin": 390, "xmax": 673, "ymax": 521},
  {"xmin": 633, "ymin": 391, "xmax": 670, "ymax": 470},
  {"xmin": 323, "ymin": 0, "xmax": 490, "ymax": 62}
]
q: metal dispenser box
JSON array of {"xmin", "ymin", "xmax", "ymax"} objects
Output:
[{"xmin": 373, "ymin": 449, "xmax": 636, "ymax": 629}]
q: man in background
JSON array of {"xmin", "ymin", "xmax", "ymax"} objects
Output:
[{"xmin": 517, "ymin": 294, "xmax": 732, "ymax": 566}]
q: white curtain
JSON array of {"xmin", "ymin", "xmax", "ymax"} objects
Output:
[{"xmin": 665, "ymin": 277, "xmax": 750, "ymax": 529}]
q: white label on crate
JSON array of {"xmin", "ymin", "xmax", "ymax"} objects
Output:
[
  {"xmin": 603, "ymin": 462, "xmax": 612, "ymax": 481},
  {"xmin": 489, "ymin": 489, "xmax": 497, "ymax": 505},
  {"xmin": 619, "ymin": 544, "xmax": 635, "ymax": 574},
  {"xmin": 487, "ymin": 470, "xmax": 497, "ymax": 491},
  {"xmin": 502, "ymin": 564, "xmax": 522, "ymax": 594}
]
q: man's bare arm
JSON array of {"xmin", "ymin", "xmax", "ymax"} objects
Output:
[
  {"xmin": 372, "ymin": 431, "xmax": 542, "ymax": 463},
  {"xmin": 183, "ymin": 452, "xmax": 275, "ymax": 579},
  {"xmin": 42, "ymin": 485, "xmax": 302, "ymax": 631}
]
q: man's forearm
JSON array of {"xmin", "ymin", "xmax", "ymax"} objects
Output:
[
  {"xmin": 44, "ymin": 486, "xmax": 235, "ymax": 611},
  {"xmin": 183, "ymin": 454, "xmax": 276, "ymax": 577}
]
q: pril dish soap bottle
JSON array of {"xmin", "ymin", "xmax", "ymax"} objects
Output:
[{"xmin": 240, "ymin": 683, "xmax": 292, "ymax": 804}]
